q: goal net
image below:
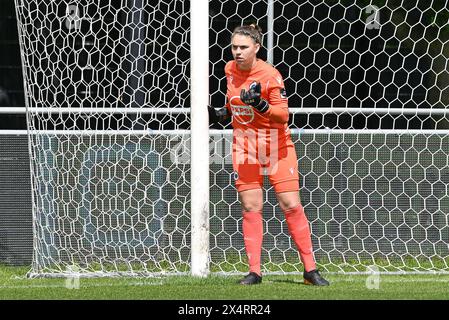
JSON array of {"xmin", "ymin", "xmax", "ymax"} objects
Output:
[{"xmin": 15, "ymin": 0, "xmax": 449, "ymax": 277}]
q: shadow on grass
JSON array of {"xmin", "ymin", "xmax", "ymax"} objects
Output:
[{"xmin": 266, "ymin": 278, "xmax": 307, "ymax": 286}]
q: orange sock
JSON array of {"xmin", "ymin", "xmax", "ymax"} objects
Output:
[
  {"xmin": 284, "ymin": 204, "xmax": 316, "ymax": 272},
  {"xmin": 242, "ymin": 211, "xmax": 263, "ymax": 276}
]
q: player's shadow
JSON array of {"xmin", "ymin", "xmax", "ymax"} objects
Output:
[{"xmin": 267, "ymin": 278, "xmax": 307, "ymax": 285}]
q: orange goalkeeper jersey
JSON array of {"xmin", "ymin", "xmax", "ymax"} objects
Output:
[
  {"xmin": 225, "ymin": 59, "xmax": 294, "ymax": 169},
  {"xmin": 225, "ymin": 59, "xmax": 292, "ymax": 150},
  {"xmin": 225, "ymin": 59, "xmax": 290, "ymax": 131}
]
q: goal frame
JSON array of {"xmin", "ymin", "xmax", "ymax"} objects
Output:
[{"xmin": 14, "ymin": 0, "xmax": 449, "ymax": 277}]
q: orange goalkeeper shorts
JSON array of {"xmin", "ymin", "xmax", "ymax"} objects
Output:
[{"xmin": 232, "ymin": 142, "xmax": 300, "ymax": 193}]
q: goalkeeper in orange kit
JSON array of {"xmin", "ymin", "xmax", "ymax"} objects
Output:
[{"xmin": 209, "ymin": 24, "xmax": 329, "ymax": 286}]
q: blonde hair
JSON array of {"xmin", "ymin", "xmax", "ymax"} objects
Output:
[{"xmin": 232, "ymin": 24, "xmax": 263, "ymax": 45}]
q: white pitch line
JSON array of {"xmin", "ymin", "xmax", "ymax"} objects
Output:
[
  {"xmin": 0, "ymin": 281, "xmax": 164, "ymax": 289},
  {"xmin": 265, "ymin": 277, "xmax": 449, "ymax": 284},
  {"xmin": 1, "ymin": 277, "xmax": 449, "ymax": 289},
  {"xmin": 326, "ymin": 278, "xmax": 449, "ymax": 283}
]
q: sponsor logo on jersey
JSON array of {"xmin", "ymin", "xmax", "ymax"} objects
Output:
[{"xmin": 230, "ymin": 96, "xmax": 254, "ymax": 124}]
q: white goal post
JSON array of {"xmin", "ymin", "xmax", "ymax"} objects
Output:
[
  {"xmin": 190, "ymin": 0, "xmax": 210, "ymax": 277},
  {"xmin": 14, "ymin": 0, "xmax": 449, "ymax": 277}
]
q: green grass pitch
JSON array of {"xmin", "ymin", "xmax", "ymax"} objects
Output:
[{"xmin": 0, "ymin": 265, "xmax": 448, "ymax": 300}]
